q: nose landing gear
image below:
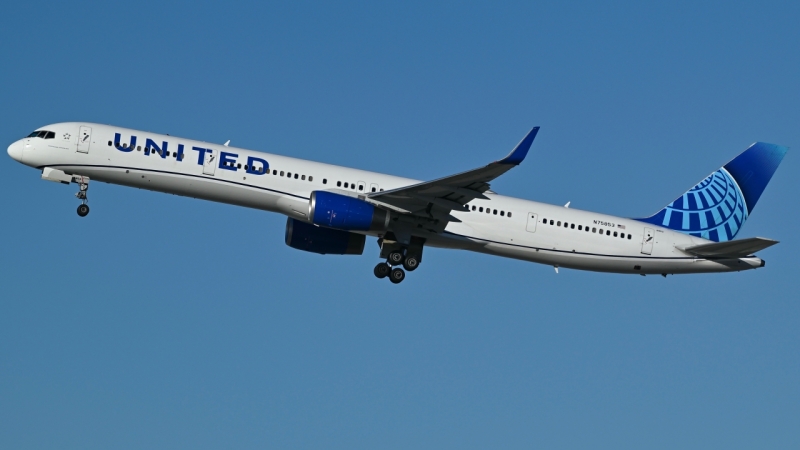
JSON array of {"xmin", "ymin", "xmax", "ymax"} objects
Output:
[{"xmin": 74, "ymin": 175, "xmax": 90, "ymax": 217}]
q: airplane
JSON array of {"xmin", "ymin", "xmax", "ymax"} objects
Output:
[{"xmin": 7, "ymin": 122, "xmax": 788, "ymax": 283}]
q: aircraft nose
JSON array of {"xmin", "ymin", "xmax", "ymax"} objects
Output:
[{"xmin": 7, "ymin": 140, "xmax": 23, "ymax": 162}]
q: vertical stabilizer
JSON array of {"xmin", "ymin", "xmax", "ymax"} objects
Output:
[{"xmin": 636, "ymin": 142, "xmax": 787, "ymax": 242}]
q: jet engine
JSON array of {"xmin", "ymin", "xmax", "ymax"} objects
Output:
[
  {"xmin": 309, "ymin": 191, "xmax": 389, "ymax": 231},
  {"xmin": 285, "ymin": 218, "xmax": 365, "ymax": 255}
]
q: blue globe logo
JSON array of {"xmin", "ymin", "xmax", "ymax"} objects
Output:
[{"xmin": 658, "ymin": 168, "xmax": 748, "ymax": 242}]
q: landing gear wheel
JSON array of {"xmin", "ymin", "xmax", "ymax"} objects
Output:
[
  {"xmin": 374, "ymin": 262, "xmax": 390, "ymax": 279},
  {"xmin": 388, "ymin": 251, "xmax": 405, "ymax": 266},
  {"xmin": 389, "ymin": 267, "xmax": 405, "ymax": 284},
  {"xmin": 403, "ymin": 256, "xmax": 419, "ymax": 271},
  {"xmin": 77, "ymin": 204, "xmax": 90, "ymax": 217}
]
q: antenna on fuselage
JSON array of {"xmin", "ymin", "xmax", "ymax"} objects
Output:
[
  {"xmin": 564, "ymin": 201, "xmax": 570, "ymax": 208},
  {"xmin": 223, "ymin": 140, "xmax": 230, "ymax": 147}
]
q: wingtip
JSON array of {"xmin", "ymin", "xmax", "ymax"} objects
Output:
[{"xmin": 499, "ymin": 126, "xmax": 539, "ymax": 165}]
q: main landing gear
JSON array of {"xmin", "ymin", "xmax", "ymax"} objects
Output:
[
  {"xmin": 373, "ymin": 236, "xmax": 424, "ymax": 284},
  {"xmin": 373, "ymin": 262, "xmax": 406, "ymax": 284}
]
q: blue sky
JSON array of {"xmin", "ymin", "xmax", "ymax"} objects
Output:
[{"xmin": 1, "ymin": 1, "xmax": 798, "ymax": 448}]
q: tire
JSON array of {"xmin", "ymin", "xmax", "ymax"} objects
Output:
[
  {"xmin": 374, "ymin": 262, "xmax": 390, "ymax": 279},
  {"xmin": 403, "ymin": 255, "xmax": 419, "ymax": 271},
  {"xmin": 77, "ymin": 204, "xmax": 90, "ymax": 217},
  {"xmin": 388, "ymin": 251, "xmax": 405, "ymax": 266},
  {"xmin": 389, "ymin": 267, "xmax": 405, "ymax": 284}
]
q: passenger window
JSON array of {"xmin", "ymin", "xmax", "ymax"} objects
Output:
[
  {"xmin": 280, "ymin": 171, "xmax": 285, "ymax": 176},
  {"xmin": 578, "ymin": 225, "xmax": 582, "ymax": 230},
  {"xmin": 293, "ymin": 174, "xmax": 298, "ymax": 179},
  {"xmin": 301, "ymin": 175, "xmax": 306, "ymax": 180},
  {"xmin": 344, "ymin": 182, "xmax": 348, "ymax": 188},
  {"xmin": 323, "ymin": 179, "xmax": 327, "ymax": 184},
  {"xmin": 557, "ymin": 221, "xmax": 561, "ymax": 226},
  {"xmin": 613, "ymin": 231, "xmax": 618, "ymax": 237},
  {"xmin": 592, "ymin": 227, "xmax": 596, "ymax": 233},
  {"xmin": 628, "ymin": 234, "xmax": 632, "ymax": 239},
  {"xmin": 508, "ymin": 212, "xmax": 512, "ymax": 218},
  {"xmin": 108, "ymin": 141, "xmax": 112, "ymax": 146},
  {"xmin": 571, "ymin": 224, "xmax": 575, "ymax": 229},
  {"xmin": 564, "ymin": 222, "xmax": 568, "ymax": 228},
  {"xmin": 472, "ymin": 206, "xmax": 476, "ymax": 211},
  {"xmin": 550, "ymin": 220, "xmax": 554, "ymax": 225},
  {"xmin": 358, "ymin": 185, "xmax": 363, "ymax": 191},
  {"xmin": 372, "ymin": 187, "xmax": 376, "ymax": 192},
  {"xmin": 500, "ymin": 211, "xmax": 505, "ymax": 216},
  {"xmin": 493, "ymin": 209, "xmax": 497, "ymax": 215},
  {"xmin": 606, "ymin": 230, "xmax": 611, "ymax": 236},
  {"xmin": 309, "ymin": 176, "xmax": 313, "ymax": 181},
  {"xmin": 479, "ymin": 207, "xmax": 484, "ymax": 212}
]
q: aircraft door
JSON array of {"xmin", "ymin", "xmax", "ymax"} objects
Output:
[
  {"xmin": 526, "ymin": 213, "xmax": 538, "ymax": 232},
  {"xmin": 641, "ymin": 227, "xmax": 655, "ymax": 255},
  {"xmin": 202, "ymin": 149, "xmax": 217, "ymax": 175},
  {"xmin": 77, "ymin": 126, "xmax": 92, "ymax": 153}
]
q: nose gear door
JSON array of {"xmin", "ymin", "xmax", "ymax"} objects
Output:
[
  {"xmin": 77, "ymin": 126, "xmax": 92, "ymax": 153},
  {"xmin": 641, "ymin": 227, "xmax": 655, "ymax": 255},
  {"xmin": 202, "ymin": 149, "xmax": 217, "ymax": 175}
]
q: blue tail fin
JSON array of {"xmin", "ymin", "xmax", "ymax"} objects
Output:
[{"xmin": 636, "ymin": 142, "xmax": 787, "ymax": 242}]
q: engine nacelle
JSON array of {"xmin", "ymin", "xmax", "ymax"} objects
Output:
[
  {"xmin": 285, "ymin": 218, "xmax": 365, "ymax": 255},
  {"xmin": 309, "ymin": 191, "xmax": 389, "ymax": 231}
]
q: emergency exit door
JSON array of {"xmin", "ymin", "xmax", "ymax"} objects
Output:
[
  {"xmin": 203, "ymin": 149, "xmax": 217, "ymax": 175},
  {"xmin": 641, "ymin": 227, "xmax": 655, "ymax": 255},
  {"xmin": 77, "ymin": 126, "xmax": 92, "ymax": 153},
  {"xmin": 526, "ymin": 213, "xmax": 538, "ymax": 232}
]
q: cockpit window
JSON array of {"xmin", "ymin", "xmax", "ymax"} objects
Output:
[{"xmin": 28, "ymin": 130, "xmax": 55, "ymax": 139}]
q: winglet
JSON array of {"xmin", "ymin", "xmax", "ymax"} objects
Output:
[{"xmin": 498, "ymin": 126, "xmax": 539, "ymax": 165}]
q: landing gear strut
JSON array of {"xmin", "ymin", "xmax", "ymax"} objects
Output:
[{"xmin": 74, "ymin": 175, "xmax": 90, "ymax": 217}]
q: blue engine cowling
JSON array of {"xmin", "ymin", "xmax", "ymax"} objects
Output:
[
  {"xmin": 309, "ymin": 191, "xmax": 389, "ymax": 231},
  {"xmin": 285, "ymin": 218, "xmax": 365, "ymax": 255}
]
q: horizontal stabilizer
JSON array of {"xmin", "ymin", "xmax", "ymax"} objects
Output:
[{"xmin": 679, "ymin": 237, "xmax": 778, "ymax": 258}]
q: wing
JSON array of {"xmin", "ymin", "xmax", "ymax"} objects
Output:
[
  {"xmin": 679, "ymin": 237, "xmax": 778, "ymax": 258},
  {"xmin": 366, "ymin": 127, "xmax": 539, "ymax": 226}
]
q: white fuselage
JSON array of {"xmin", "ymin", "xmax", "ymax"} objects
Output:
[{"xmin": 7, "ymin": 122, "xmax": 764, "ymax": 275}]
